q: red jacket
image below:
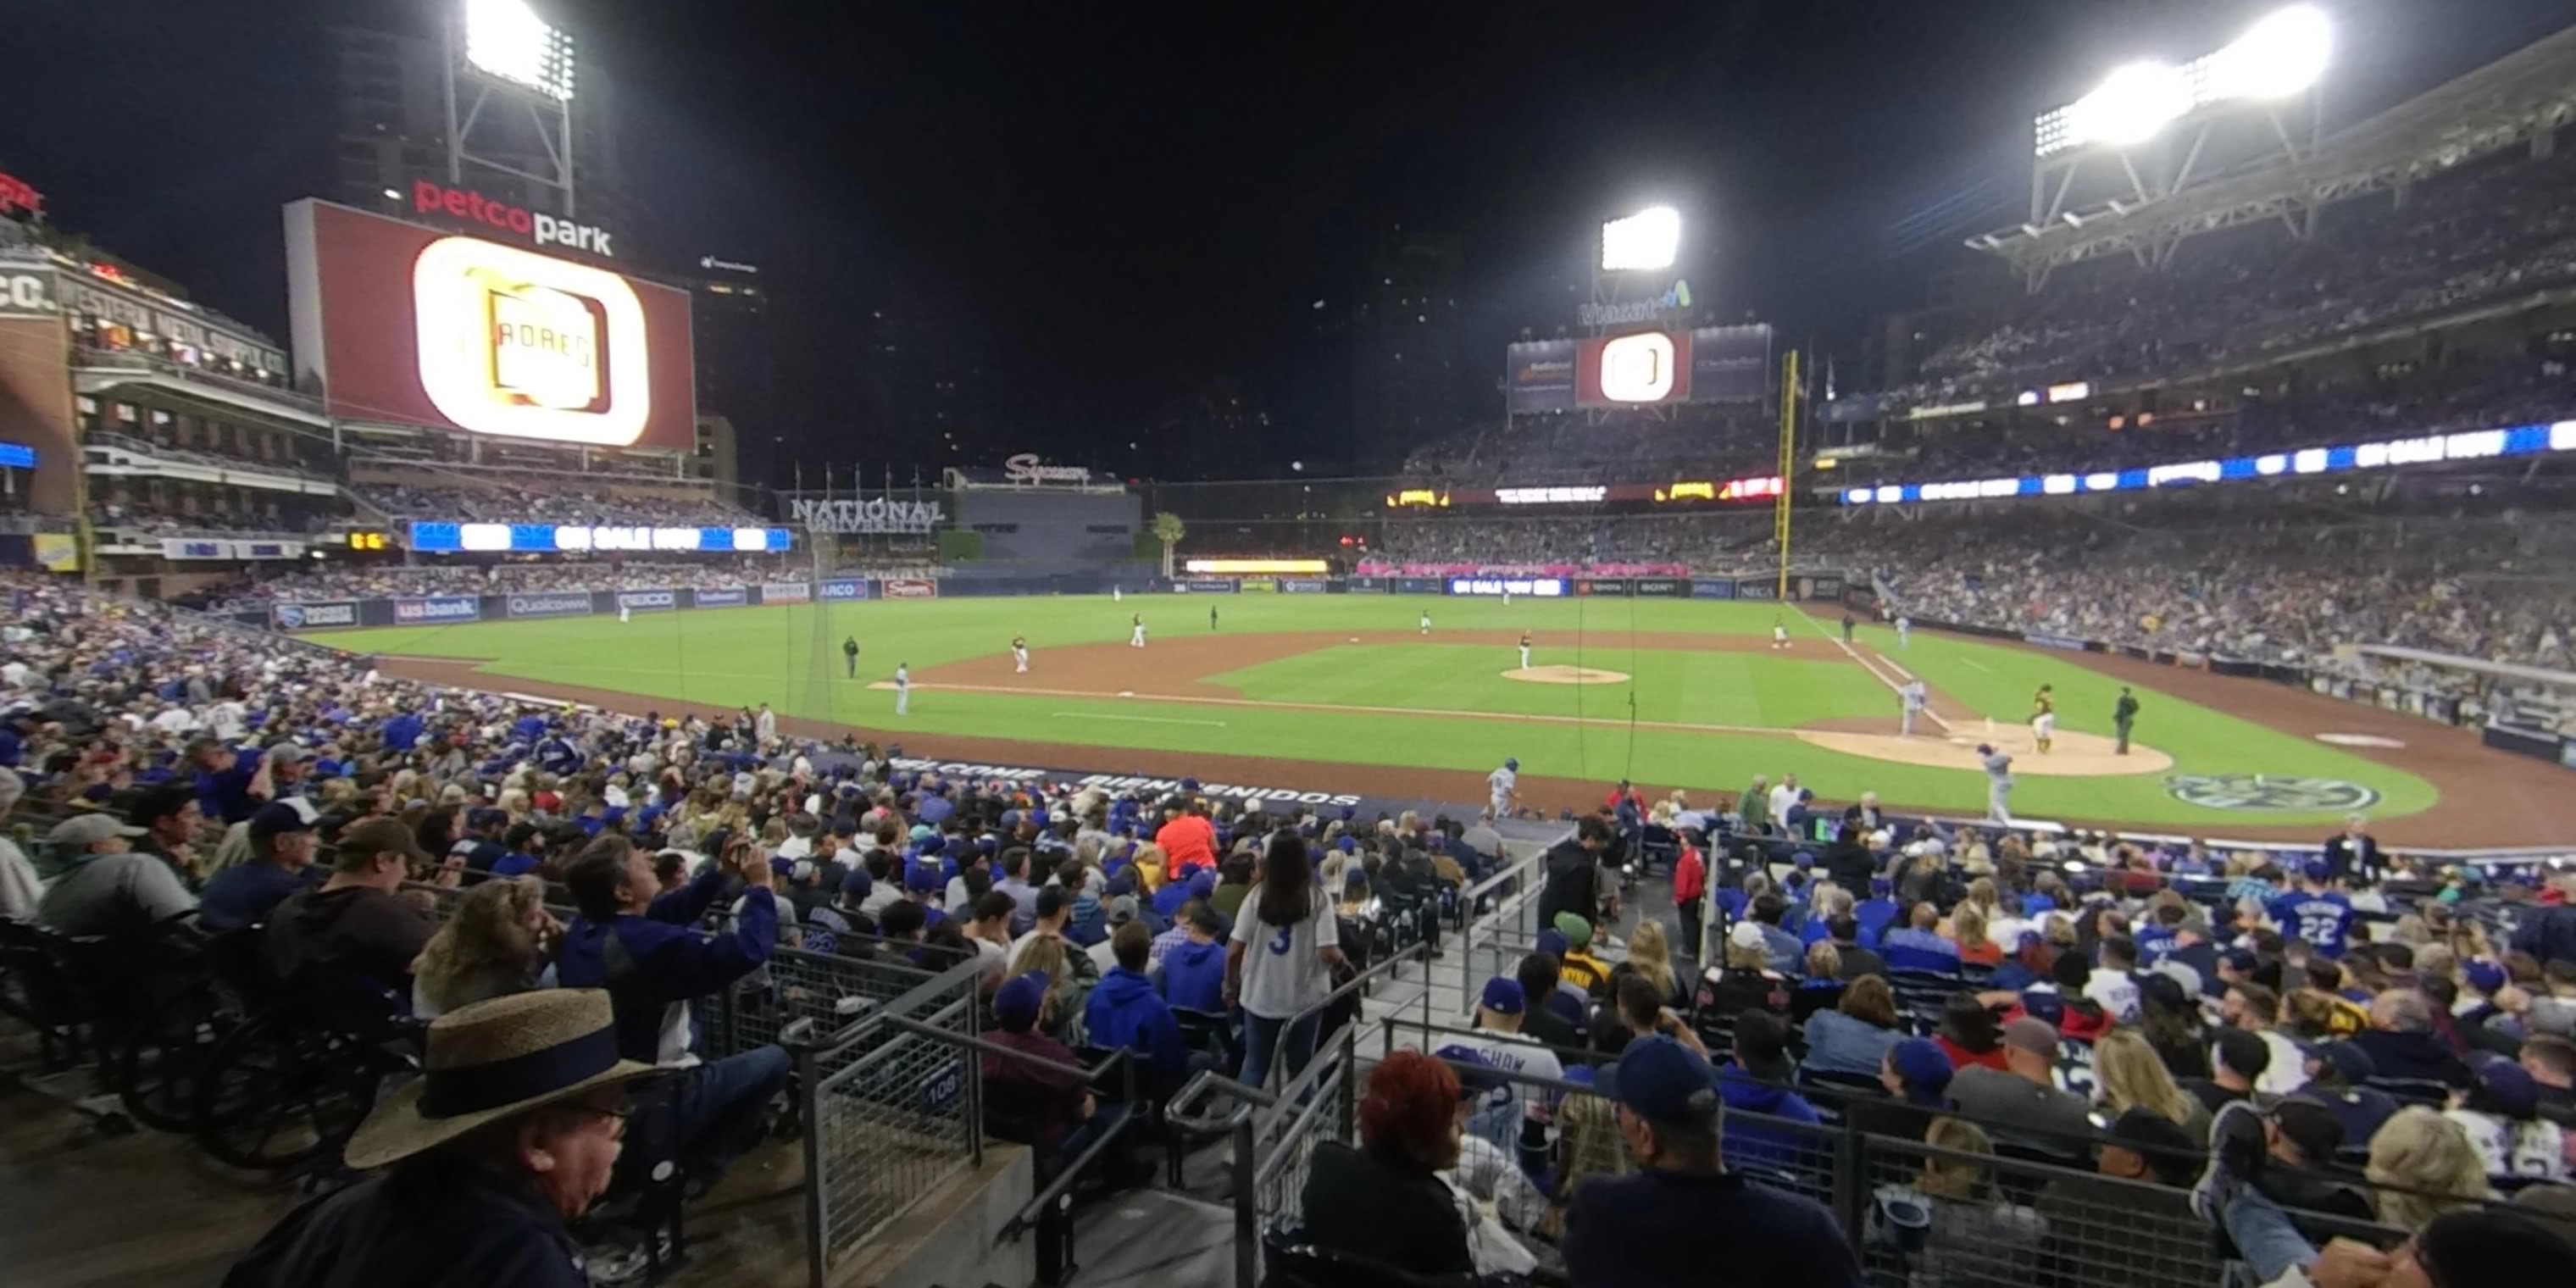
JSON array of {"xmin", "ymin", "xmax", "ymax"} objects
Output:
[
  {"xmin": 1673, "ymin": 846, "xmax": 1707, "ymax": 904},
  {"xmin": 1156, "ymin": 814, "xmax": 1218, "ymax": 877}
]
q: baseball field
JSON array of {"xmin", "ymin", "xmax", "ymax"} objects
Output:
[{"xmin": 326, "ymin": 593, "xmax": 2576, "ymax": 846}]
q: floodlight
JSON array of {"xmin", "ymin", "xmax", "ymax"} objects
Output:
[
  {"xmin": 2067, "ymin": 62, "xmax": 2192, "ymax": 149},
  {"xmin": 2209, "ymin": 4, "xmax": 2332, "ymax": 101},
  {"xmin": 1601, "ymin": 207, "xmax": 1680, "ymax": 272},
  {"xmin": 465, "ymin": 0, "xmax": 577, "ymax": 101}
]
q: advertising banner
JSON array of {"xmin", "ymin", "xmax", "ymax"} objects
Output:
[
  {"xmin": 1174, "ymin": 579, "xmax": 1240, "ymax": 594},
  {"xmin": 1735, "ymin": 580, "xmax": 1777, "ymax": 601},
  {"xmin": 271, "ymin": 601, "xmax": 358, "ymax": 630},
  {"xmin": 1446, "ymin": 577, "xmax": 1566, "ymax": 597},
  {"xmin": 161, "ymin": 538, "xmax": 233, "ymax": 561},
  {"xmin": 1279, "ymin": 579, "xmax": 1330, "ymax": 595},
  {"xmin": 1393, "ymin": 577, "xmax": 1445, "ymax": 595},
  {"xmin": 1346, "ymin": 577, "xmax": 1388, "ymax": 594},
  {"xmin": 786, "ymin": 496, "xmax": 943, "ymax": 535},
  {"xmin": 1572, "ymin": 578, "xmax": 1631, "ymax": 597},
  {"xmin": 617, "ymin": 590, "xmax": 678, "ymax": 613},
  {"xmin": 691, "ymin": 587, "xmax": 748, "ymax": 608},
  {"xmin": 1236, "ymin": 578, "xmax": 1277, "ymax": 592},
  {"xmin": 1687, "ymin": 324, "xmax": 1773, "ymax": 403},
  {"xmin": 761, "ymin": 581, "xmax": 811, "ymax": 604},
  {"xmin": 504, "ymin": 591, "xmax": 596, "ymax": 619},
  {"xmin": 1632, "ymin": 577, "xmax": 1690, "ymax": 598},
  {"xmin": 819, "ymin": 580, "xmax": 869, "ymax": 602},
  {"xmin": 1809, "ymin": 575, "xmax": 1846, "ymax": 599},
  {"xmin": 2023, "ymin": 633, "xmax": 2089, "ymax": 652},
  {"xmin": 392, "ymin": 595, "xmax": 481, "ymax": 624},
  {"xmin": 881, "ymin": 578, "xmax": 940, "ymax": 600},
  {"xmin": 1503, "ymin": 339, "xmax": 1578, "ymax": 414},
  {"xmin": 1690, "ymin": 580, "xmax": 1735, "ymax": 600}
]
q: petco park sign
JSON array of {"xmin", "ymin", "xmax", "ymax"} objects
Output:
[
  {"xmin": 789, "ymin": 496, "xmax": 943, "ymax": 536},
  {"xmin": 412, "ymin": 180, "xmax": 614, "ymax": 257}
]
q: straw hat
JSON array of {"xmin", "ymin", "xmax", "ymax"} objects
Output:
[{"xmin": 344, "ymin": 990, "xmax": 659, "ymax": 1170}]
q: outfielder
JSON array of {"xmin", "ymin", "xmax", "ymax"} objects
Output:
[
  {"xmin": 1899, "ymin": 679, "xmax": 1928, "ymax": 737},
  {"xmin": 1979, "ymin": 743, "xmax": 2013, "ymax": 823},
  {"xmin": 2030, "ymin": 684, "xmax": 2056, "ymax": 753},
  {"xmin": 1518, "ymin": 630, "xmax": 1533, "ymax": 670},
  {"xmin": 1489, "ymin": 757, "xmax": 1519, "ymax": 819},
  {"xmin": 1130, "ymin": 614, "xmax": 1147, "ymax": 648},
  {"xmin": 1012, "ymin": 635, "xmax": 1029, "ymax": 673},
  {"xmin": 1420, "ymin": 610, "xmax": 1432, "ymax": 636},
  {"xmin": 619, "ymin": 602, "xmax": 632, "ymax": 625},
  {"xmin": 1771, "ymin": 616, "xmax": 1790, "ymax": 650},
  {"xmin": 894, "ymin": 663, "xmax": 911, "ymax": 717}
]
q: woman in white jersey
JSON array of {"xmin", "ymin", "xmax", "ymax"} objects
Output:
[{"xmin": 1228, "ymin": 830, "xmax": 1347, "ymax": 1088}]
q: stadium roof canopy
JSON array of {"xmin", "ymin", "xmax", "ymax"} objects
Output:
[{"xmin": 1973, "ymin": 23, "xmax": 2576, "ymax": 284}]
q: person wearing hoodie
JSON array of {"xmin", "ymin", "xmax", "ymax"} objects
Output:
[
  {"xmin": 1155, "ymin": 866, "xmax": 1210, "ymax": 923},
  {"xmin": 2352, "ymin": 991, "xmax": 2474, "ymax": 1092},
  {"xmin": 1535, "ymin": 817, "xmax": 1613, "ymax": 932},
  {"xmin": 1158, "ymin": 901, "xmax": 1229, "ymax": 1013},
  {"xmin": 1713, "ymin": 1010, "xmax": 1823, "ymax": 1176},
  {"xmin": 1085, "ymin": 921, "xmax": 1190, "ymax": 1086}
]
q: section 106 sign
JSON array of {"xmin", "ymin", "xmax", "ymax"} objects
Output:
[{"xmin": 789, "ymin": 496, "xmax": 944, "ymax": 536}]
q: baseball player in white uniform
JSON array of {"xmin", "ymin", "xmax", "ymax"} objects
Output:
[
  {"xmin": 1899, "ymin": 680, "xmax": 1928, "ymax": 737},
  {"xmin": 1489, "ymin": 758, "xmax": 1519, "ymax": 819},
  {"xmin": 1771, "ymin": 616, "xmax": 1790, "ymax": 650},
  {"xmin": 619, "ymin": 602, "xmax": 632, "ymax": 624},
  {"xmin": 1012, "ymin": 635, "xmax": 1029, "ymax": 673},
  {"xmin": 894, "ymin": 663, "xmax": 911, "ymax": 716},
  {"xmin": 1979, "ymin": 744, "xmax": 2013, "ymax": 823},
  {"xmin": 1518, "ymin": 630, "xmax": 1532, "ymax": 670},
  {"xmin": 1894, "ymin": 615, "xmax": 1911, "ymax": 649},
  {"xmin": 1129, "ymin": 615, "xmax": 1147, "ymax": 648},
  {"xmin": 1420, "ymin": 610, "xmax": 1432, "ymax": 636}
]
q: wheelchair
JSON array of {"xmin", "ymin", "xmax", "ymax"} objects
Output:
[{"xmin": 191, "ymin": 969, "xmax": 423, "ymax": 1173}]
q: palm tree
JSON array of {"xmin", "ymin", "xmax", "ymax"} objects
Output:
[{"xmin": 1151, "ymin": 512, "xmax": 1185, "ymax": 579}]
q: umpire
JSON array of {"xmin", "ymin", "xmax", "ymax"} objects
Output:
[{"xmin": 2112, "ymin": 686, "xmax": 2140, "ymax": 754}]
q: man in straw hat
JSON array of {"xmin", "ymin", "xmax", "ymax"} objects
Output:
[{"xmin": 224, "ymin": 989, "xmax": 661, "ymax": 1287}]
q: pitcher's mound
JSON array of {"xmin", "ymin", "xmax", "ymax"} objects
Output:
[
  {"xmin": 1793, "ymin": 726, "xmax": 2172, "ymax": 777},
  {"xmin": 1506, "ymin": 665, "xmax": 1631, "ymax": 686}
]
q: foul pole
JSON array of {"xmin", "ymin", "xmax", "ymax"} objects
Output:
[{"xmin": 1774, "ymin": 349, "xmax": 1798, "ymax": 599}]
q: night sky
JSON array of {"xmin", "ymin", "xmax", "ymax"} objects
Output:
[{"xmin": 9, "ymin": 0, "xmax": 2573, "ymax": 484}]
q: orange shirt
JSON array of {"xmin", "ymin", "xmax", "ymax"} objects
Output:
[{"xmin": 1155, "ymin": 814, "xmax": 1219, "ymax": 877}]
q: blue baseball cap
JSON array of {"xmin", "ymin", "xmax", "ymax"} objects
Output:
[
  {"xmin": 994, "ymin": 972, "xmax": 1049, "ymax": 1032},
  {"xmin": 2466, "ymin": 960, "xmax": 2507, "ymax": 994},
  {"xmin": 1480, "ymin": 977, "xmax": 1526, "ymax": 1015},
  {"xmin": 1888, "ymin": 1037, "xmax": 1954, "ymax": 1091},
  {"xmin": 904, "ymin": 863, "xmax": 941, "ymax": 893},
  {"xmin": 1596, "ymin": 1036, "xmax": 1719, "ymax": 1122},
  {"xmin": 1188, "ymin": 869, "xmax": 1215, "ymax": 897},
  {"xmin": 1504, "ymin": 758, "xmax": 1518, "ymax": 771},
  {"xmin": 841, "ymin": 869, "xmax": 873, "ymax": 899},
  {"xmin": 1535, "ymin": 930, "xmax": 1569, "ymax": 958},
  {"xmin": 2302, "ymin": 859, "xmax": 2334, "ymax": 882}
]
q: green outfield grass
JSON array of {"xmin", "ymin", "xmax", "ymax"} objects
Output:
[{"xmin": 327, "ymin": 593, "xmax": 2438, "ymax": 829}]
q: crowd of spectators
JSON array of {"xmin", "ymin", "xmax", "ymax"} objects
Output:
[
  {"xmin": 199, "ymin": 559, "xmax": 796, "ymax": 610},
  {"xmin": 1891, "ymin": 148, "xmax": 2576, "ymax": 404},
  {"xmin": 1400, "ymin": 407, "xmax": 1777, "ymax": 488},
  {"xmin": 1848, "ymin": 507, "xmax": 2576, "ymax": 672},
  {"xmin": 354, "ymin": 481, "xmax": 755, "ymax": 527},
  {"xmin": 8, "ymin": 564, "xmax": 2576, "ymax": 1284}
]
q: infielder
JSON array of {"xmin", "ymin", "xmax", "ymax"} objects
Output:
[
  {"xmin": 1420, "ymin": 610, "xmax": 1432, "ymax": 636},
  {"xmin": 1113, "ymin": 586, "xmax": 1123, "ymax": 602},
  {"xmin": 1771, "ymin": 616, "xmax": 1790, "ymax": 650},
  {"xmin": 894, "ymin": 663, "xmax": 911, "ymax": 716},
  {"xmin": 619, "ymin": 602, "xmax": 632, "ymax": 625},
  {"xmin": 2030, "ymin": 684, "xmax": 2056, "ymax": 753},
  {"xmin": 1489, "ymin": 757, "xmax": 1519, "ymax": 819},
  {"xmin": 2113, "ymin": 686, "xmax": 2140, "ymax": 755},
  {"xmin": 1518, "ymin": 630, "xmax": 1533, "ymax": 670},
  {"xmin": 1130, "ymin": 614, "xmax": 1147, "ymax": 648},
  {"xmin": 1979, "ymin": 742, "xmax": 2013, "ymax": 823},
  {"xmin": 1894, "ymin": 614, "xmax": 1911, "ymax": 649},
  {"xmin": 1012, "ymin": 634, "xmax": 1029, "ymax": 673},
  {"xmin": 1899, "ymin": 679, "xmax": 1927, "ymax": 737}
]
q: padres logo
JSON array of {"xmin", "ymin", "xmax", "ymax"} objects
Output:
[{"xmin": 2165, "ymin": 774, "xmax": 2379, "ymax": 813}]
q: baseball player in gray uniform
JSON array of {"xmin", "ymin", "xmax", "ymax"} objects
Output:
[
  {"xmin": 1979, "ymin": 743, "xmax": 2013, "ymax": 824},
  {"xmin": 1899, "ymin": 680, "xmax": 1928, "ymax": 737}
]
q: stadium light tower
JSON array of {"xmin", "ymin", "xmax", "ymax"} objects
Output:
[
  {"xmin": 445, "ymin": 0, "xmax": 582, "ymax": 216},
  {"xmin": 1986, "ymin": 4, "xmax": 2334, "ymax": 286}
]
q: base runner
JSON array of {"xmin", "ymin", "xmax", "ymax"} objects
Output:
[{"xmin": 1489, "ymin": 757, "xmax": 1519, "ymax": 819}]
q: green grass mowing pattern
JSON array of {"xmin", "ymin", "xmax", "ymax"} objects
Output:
[{"xmin": 328, "ymin": 594, "xmax": 2438, "ymax": 827}]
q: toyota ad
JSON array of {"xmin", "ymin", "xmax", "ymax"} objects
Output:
[{"xmin": 284, "ymin": 198, "xmax": 696, "ymax": 452}]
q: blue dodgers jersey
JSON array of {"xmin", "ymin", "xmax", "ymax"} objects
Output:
[{"xmin": 2268, "ymin": 892, "xmax": 2356, "ymax": 957}]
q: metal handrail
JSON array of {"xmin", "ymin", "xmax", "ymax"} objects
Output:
[{"xmin": 1256, "ymin": 938, "xmax": 1428, "ymax": 1092}]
